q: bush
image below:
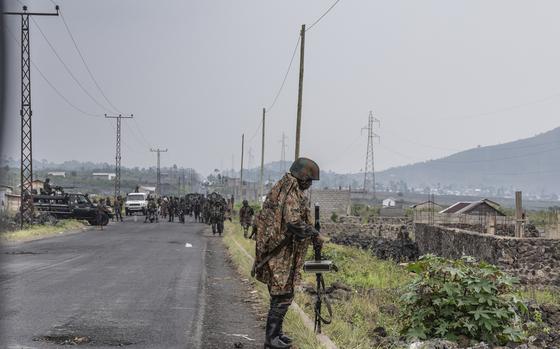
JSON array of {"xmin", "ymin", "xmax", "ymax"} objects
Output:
[
  {"xmin": 400, "ymin": 254, "xmax": 527, "ymax": 345},
  {"xmin": 330, "ymin": 212, "xmax": 338, "ymax": 222}
]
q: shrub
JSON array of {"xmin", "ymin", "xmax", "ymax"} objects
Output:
[
  {"xmin": 330, "ymin": 212, "xmax": 338, "ymax": 222},
  {"xmin": 400, "ymin": 254, "xmax": 527, "ymax": 345}
]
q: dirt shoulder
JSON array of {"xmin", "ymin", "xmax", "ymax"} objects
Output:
[{"xmin": 201, "ymin": 228, "xmax": 263, "ymax": 349}]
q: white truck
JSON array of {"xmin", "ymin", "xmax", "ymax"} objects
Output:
[{"xmin": 125, "ymin": 192, "xmax": 148, "ymax": 216}]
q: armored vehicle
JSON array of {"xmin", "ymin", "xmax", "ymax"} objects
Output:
[{"xmin": 33, "ymin": 193, "xmax": 113, "ymax": 226}]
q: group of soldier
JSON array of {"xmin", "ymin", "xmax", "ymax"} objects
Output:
[{"xmin": 42, "ymin": 157, "xmax": 324, "ymax": 348}]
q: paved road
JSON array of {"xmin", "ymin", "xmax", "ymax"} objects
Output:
[{"xmin": 0, "ymin": 217, "xmax": 262, "ymax": 349}]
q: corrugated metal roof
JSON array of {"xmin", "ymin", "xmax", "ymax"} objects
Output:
[{"xmin": 439, "ymin": 202, "xmax": 471, "ymax": 214}]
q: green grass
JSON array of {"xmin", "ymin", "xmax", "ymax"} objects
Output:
[
  {"xmin": 296, "ymin": 243, "xmax": 411, "ymax": 349},
  {"xmin": 0, "ymin": 219, "xmax": 87, "ymax": 241},
  {"xmin": 223, "ymin": 221, "xmax": 324, "ymax": 349},
  {"xmin": 224, "ymin": 218, "xmax": 560, "ymax": 348},
  {"xmin": 520, "ymin": 286, "xmax": 560, "ymax": 306}
]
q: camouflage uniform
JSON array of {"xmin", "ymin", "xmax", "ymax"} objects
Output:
[
  {"xmin": 253, "ymin": 158, "xmax": 321, "ymax": 349},
  {"xmin": 254, "ymin": 173, "xmax": 313, "ymax": 295},
  {"xmin": 239, "ymin": 200, "xmax": 254, "ymax": 238},
  {"xmin": 114, "ymin": 196, "xmax": 124, "ymax": 222}
]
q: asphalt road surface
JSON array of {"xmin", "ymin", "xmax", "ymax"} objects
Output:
[{"xmin": 0, "ymin": 217, "xmax": 262, "ymax": 349}]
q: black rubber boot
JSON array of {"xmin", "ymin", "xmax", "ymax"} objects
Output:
[
  {"xmin": 277, "ymin": 297, "xmax": 293, "ymax": 345},
  {"xmin": 264, "ymin": 296, "xmax": 292, "ymax": 349}
]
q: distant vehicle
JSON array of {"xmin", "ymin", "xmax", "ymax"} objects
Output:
[
  {"xmin": 33, "ymin": 193, "xmax": 113, "ymax": 226},
  {"xmin": 125, "ymin": 192, "xmax": 148, "ymax": 215}
]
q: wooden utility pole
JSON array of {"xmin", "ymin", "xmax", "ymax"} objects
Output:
[
  {"xmin": 240, "ymin": 134, "xmax": 245, "ymax": 199},
  {"xmin": 515, "ymin": 191, "xmax": 523, "ymax": 238},
  {"xmin": 150, "ymin": 148, "xmax": 168, "ymax": 197},
  {"xmin": 259, "ymin": 108, "xmax": 266, "ymax": 202},
  {"xmin": 294, "ymin": 24, "xmax": 306, "ymax": 159}
]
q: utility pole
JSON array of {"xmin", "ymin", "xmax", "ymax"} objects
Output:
[
  {"xmin": 3, "ymin": 5, "xmax": 59, "ymax": 227},
  {"xmin": 280, "ymin": 132, "xmax": 288, "ymax": 172},
  {"xmin": 515, "ymin": 191, "xmax": 524, "ymax": 238},
  {"xmin": 294, "ymin": 24, "xmax": 305, "ymax": 159},
  {"xmin": 150, "ymin": 148, "xmax": 168, "ymax": 197},
  {"xmin": 240, "ymin": 134, "xmax": 244, "ymax": 200},
  {"xmin": 362, "ymin": 111, "xmax": 380, "ymax": 199},
  {"xmin": 259, "ymin": 108, "xmax": 266, "ymax": 202},
  {"xmin": 105, "ymin": 114, "xmax": 133, "ymax": 201}
]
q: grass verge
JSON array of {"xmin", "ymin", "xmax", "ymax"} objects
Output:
[
  {"xmin": 224, "ymin": 220, "xmax": 560, "ymax": 348},
  {"xmin": 223, "ymin": 221, "xmax": 324, "ymax": 349},
  {"xmin": 0, "ymin": 219, "xmax": 87, "ymax": 241}
]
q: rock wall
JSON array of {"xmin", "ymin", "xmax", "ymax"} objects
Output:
[
  {"xmin": 309, "ymin": 189, "xmax": 351, "ymax": 216},
  {"xmin": 415, "ymin": 224, "xmax": 560, "ymax": 286}
]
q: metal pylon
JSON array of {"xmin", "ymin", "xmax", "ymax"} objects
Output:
[{"xmin": 362, "ymin": 111, "xmax": 380, "ymax": 199}]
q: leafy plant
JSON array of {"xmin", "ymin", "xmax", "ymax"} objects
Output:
[
  {"xmin": 330, "ymin": 212, "xmax": 339, "ymax": 222},
  {"xmin": 400, "ymin": 254, "xmax": 527, "ymax": 344}
]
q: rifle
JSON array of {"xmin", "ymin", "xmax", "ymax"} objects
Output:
[{"xmin": 303, "ymin": 204, "xmax": 337, "ymax": 333}]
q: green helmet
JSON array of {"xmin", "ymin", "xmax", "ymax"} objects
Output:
[{"xmin": 289, "ymin": 157, "xmax": 320, "ymax": 181}]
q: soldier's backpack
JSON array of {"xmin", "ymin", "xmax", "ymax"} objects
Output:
[{"xmin": 251, "ymin": 176, "xmax": 297, "ymax": 284}]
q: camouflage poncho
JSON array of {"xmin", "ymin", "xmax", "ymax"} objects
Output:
[{"xmin": 253, "ymin": 173, "xmax": 313, "ymax": 295}]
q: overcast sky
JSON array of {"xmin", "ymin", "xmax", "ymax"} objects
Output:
[{"xmin": 2, "ymin": 0, "xmax": 560, "ymax": 176}]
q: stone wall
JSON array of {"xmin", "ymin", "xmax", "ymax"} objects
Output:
[
  {"xmin": 415, "ymin": 224, "xmax": 560, "ymax": 286},
  {"xmin": 309, "ymin": 189, "xmax": 351, "ymax": 216}
]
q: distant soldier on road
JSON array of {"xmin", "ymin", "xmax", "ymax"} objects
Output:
[
  {"xmin": 239, "ymin": 200, "xmax": 254, "ymax": 238},
  {"xmin": 114, "ymin": 195, "xmax": 124, "ymax": 222},
  {"xmin": 145, "ymin": 196, "xmax": 158, "ymax": 223},
  {"xmin": 96, "ymin": 198, "xmax": 107, "ymax": 230},
  {"xmin": 252, "ymin": 158, "xmax": 324, "ymax": 349}
]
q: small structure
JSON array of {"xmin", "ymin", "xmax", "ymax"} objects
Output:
[
  {"xmin": 138, "ymin": 186, "xmax": 156, "ymax": 194},
  {"xmin": 0, "ymin": 185, "xmax": 13, "ymax": 212},
  {"xmin": 382, "ymin": 197, "xmax": 397, "ymax": 208},
  {"xmin": 439, "ymin": 200, "xmax": 505, "ymax": 216},
  {"xmin": 411, "ymin": 200, "xmax": 443, "ymax": 211},
  {"xmin": 92, "ymin": 173, "xmax": 116, "ymax": 180},
  {"xmin": 5, "ymin": 193, "xmax": 20, "ymax": 213},
  {"xmin": 47, "ymin": 171, "xmax": 66, "ymax": 177}
]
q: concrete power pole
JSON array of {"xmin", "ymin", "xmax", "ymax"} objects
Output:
[
  {"xmin": 105, "ymin": 114, "xmax": 133, "ymax": 200},
  {"xmin": 280, "ymin": 132, "xmax": 288, "ymax": 172},
  {"xmin": 150, "ymin": 148, "xmax": 168, "ymax": 197},
  {"xmin": 3, "ymin": 5, "xmax": 59, "ymax": 227},
  {"xmin": 240, "ymin": 134, "xmax": 244, "ymax": 200},
  {"xmin": 362, "ymin": 111, "xmax": 380, "ymax": 199},
  {"xmin": 294, "ymin": 24, "xmax": 305, "ymax": 160},
  {"xmin": 259, "ymin": 108, "xmax": 266, "ymax": 202}
]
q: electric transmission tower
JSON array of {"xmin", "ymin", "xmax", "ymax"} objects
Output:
[
  {"xmin": 105, "ymin": 114, "xmax": 133, "ymax": 200},
  {"xmin": 150, "ymin": 148, "xmax": 168, "ymax": 196},
  {"xmin": 3, "ymin": 5, "xmax": 59, "ymax": 227},
  {"xmin": 362, "ymin": 111, "xmax": 380, "ymax": 199}
]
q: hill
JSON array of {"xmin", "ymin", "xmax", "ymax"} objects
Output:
[{"xmin": 376, "ymin": 127, "xmax": 560, "ymax": 195}]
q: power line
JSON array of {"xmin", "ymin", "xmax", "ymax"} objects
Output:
[
  {"xmin": 59, "ymin": 10, "xmax": 123, "ymax": 114},
  {"xmin": 30, "ymin": 16, "xmax": 115, "ymax": 113},
  {"xmin": 267, "ymin": 36, "xmax": 300, "ymax": 111},
  {"xmin": 4, "ymin": 24, "xmax": 103, "ymax": 118},
  {"xmin": 306, "ymin": 0, "xmax": 342, "ymax": 32}
]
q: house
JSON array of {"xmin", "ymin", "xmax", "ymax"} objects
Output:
[
  {"xmin": 382, "ymin": 197, "xmax": 397, "ymax": 208},
  {"xmin": 5, "ymin": 193, "xmax": 20, "ymax": 213},
  {"xmin": 47, "ymin": 171, "xmax": 66, "ymax": 178},
  {"xmin": 17, "ymin": 179, "xmax": 45, "ymax": 192},
  {"xmin": 92, "ymin": 173, "xmax": 116, "ymax": 180},
  {"xmin": 411, "ymin": 200, "xmax": 443, "ymax": 211},
  {"xmin": 439, "ymin": 200, "xmax": 505, "ymax": 216},
  {"xmin": 0, "ymin": 185, "xmax": 13, "ymax": 212}
]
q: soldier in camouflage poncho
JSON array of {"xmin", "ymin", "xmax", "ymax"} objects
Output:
[{"xmin": 253, "ymin": 157, "xmax": 324, "ymax": 349}]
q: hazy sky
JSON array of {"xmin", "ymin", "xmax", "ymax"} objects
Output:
[{"xmin": 2, "ymin": 0, "xmax": 560, "ymax": 176}]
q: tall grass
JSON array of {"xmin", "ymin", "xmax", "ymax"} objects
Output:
[{"xmin": 0, "ymin": 220, "xmax": 86, "ymax": 241}]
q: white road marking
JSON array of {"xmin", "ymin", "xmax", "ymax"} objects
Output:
[{"xmin": 185, "ymin": 243, "xmax": 193, "ymax": 247}]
